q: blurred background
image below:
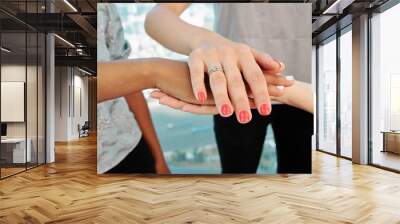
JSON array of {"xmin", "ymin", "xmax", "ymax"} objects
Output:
[
  {"xmin": 1, "ymin": 0, "xmax": 398, "ymax": 177},
  {"xmin": 116, "ymin": 3, "xmax": 277, "ymax": 174}
]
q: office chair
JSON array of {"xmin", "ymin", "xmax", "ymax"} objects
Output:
[{"xmin": 79, "ymin": 121, "xmax": 90, "ymax": 138}]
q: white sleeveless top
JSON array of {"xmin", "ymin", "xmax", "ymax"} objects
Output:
[{"xmin": 97, "ymin": 4, "xmax": 142, "ymax": 174}]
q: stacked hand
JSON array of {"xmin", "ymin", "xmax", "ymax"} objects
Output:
[
  {"xmin": 151, "ymin": 41, "xmax": 294, "ymax": 122},
  {"xmin": 151, "ymin": 72, "xmax": 294, "ymax": 115}
]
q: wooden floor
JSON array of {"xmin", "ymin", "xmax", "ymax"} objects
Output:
[
  {"xmin": 1, "ymin": 135, "xmax": 400, "ymax": 224},
  {"xmin": 372, "ymin": 150, "xmax": 400, "ymax": 171},
  {"xmin": 1, "ymin": 167, "xmax": 26, "ymax": 178}
]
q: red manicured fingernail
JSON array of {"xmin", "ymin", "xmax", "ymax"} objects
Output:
[
  {"xmin": 221, "ymin": 104, "xmax": 231, "ymax": 116},
  {"xmin": 197, "ymin": 91, "xmax": 206, "ymax": 103},
  {"xmin": 239, "ymin": 110, "xmax": 250, "ymax": 123},
  {"xmin": 260, "ymin": 104, "xmax": 270, "ymax": 116}
]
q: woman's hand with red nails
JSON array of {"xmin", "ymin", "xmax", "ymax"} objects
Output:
[
  {"xmin": 151, "ymin": 72, "xmax": 295, "ymax": 116},
  {"xmin": 187, "ymin": 40, "xmax": 284, "ymax": 123},
  {"xmin": 151, "ymin": 59, "xmax": 215, "ymax": 106},
  {"xmin": 145, "ymin": 4, "xmax": 285, "ymax": 123}
]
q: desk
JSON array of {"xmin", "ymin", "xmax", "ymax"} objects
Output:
[
  {"xmin": 382, "ymin": 131, "xmax": 400, "ymax": 154},
  {"xmin": 1, "ymin": 138, "xmax": 31, "ymax": 163}
]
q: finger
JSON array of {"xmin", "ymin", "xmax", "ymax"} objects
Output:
[
  {"xmin": 239, "ymin": 54, "xmax": 271, "ymax": 116},
  {"xmin": 158, "ymin": 95, "xmax": 186, "ymax": 110},
  {"xmin": 247, "ymin": 98, "xmax": 257, "ymax": 109},
  {"xmin": 188, "ymin": 52, "xmax": 207, "ymax": 103},
  {"xmin": 252, "ymin": 48, "xmax": 285, "ymax": 74},
  {"xmin": 265, "ymin": 74, "xmax": 295, "ymax": 87},
  {"xmin": 222, "ymin": 59, "xmax": 252, "ymax": 123},
  {"xmin": 246, "ymin": 74, "xmax": 293, "ymax": 98},
  {"xmin": 204, "ymin": 55, "xmax": 233, "ymax": 118},
  {"xmin": 150, "ymin": 90, "xmax": 165, "ymax": 99},
  {"xmin": 267, "ymin": 84, "xmax": 286, "ymax": 97},
  {"xmin": 152, "ymin": 89, "xmax": 216, "ymax": 108},
  {"xmin": 247, "ymin": 87, "xmax": 284, "ymax": 99},
  {"xmin": 182, "ymin": 104, "xmax": 219, "ymax": 115}
]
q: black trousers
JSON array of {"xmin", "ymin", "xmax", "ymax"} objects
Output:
[
  {"xmin": 214, "ymin": 104, "xmax": 313, "ymax": 174},
  {"xmin": 107, "ymin": 137, "xmax": 156, "ymax": 173}
]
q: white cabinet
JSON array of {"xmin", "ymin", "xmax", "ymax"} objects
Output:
[{"xmin": 1, "ymin": 138, "xmax": 32, "ymax": 163}]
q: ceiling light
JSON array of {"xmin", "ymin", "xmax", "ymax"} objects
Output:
[
  {"xmin": 1, "ymin": 47, "xmax": 11, "ymax": 53},
  {"xmin": 63, "ymin": 0, "xmax": 78, "ymax": 12},
  {"xmin": 76, "ymin": 48, "xmax": 85, "ymax": 55},
  {"xmin": 322, "ymin": 0, "xmax": 354, "ymax": 15},
  {"xmin": 78, "ymin": 67, "xmax": 93, "ymax": 76},
  {"xmin": 54, "ymin": 34, "xmax": 75, "ymax": 48}
]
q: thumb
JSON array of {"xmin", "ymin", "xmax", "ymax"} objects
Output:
[{"xmin": 251, "ymin": 48, "xmax": 285, "ymax": 74}]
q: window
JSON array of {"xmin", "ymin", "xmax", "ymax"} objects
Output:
[
  {"xmin": 371, "ymin": 3, "xmax": 400, "ymax": 171},
  {"xmin": 339, "ymin": 28, "xmax": 352, "ymax": 158},
  {"xmin": 317, "ymin": 36, "xmax": 337, "ymax": 154},
  {"xmin": 0, "ymin": 1, "xmax": 46, "ymax": 179}
]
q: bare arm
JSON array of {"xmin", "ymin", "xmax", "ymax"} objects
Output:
[
  {"xmin": 98, "ymin": 57, "xmax": 294, "ymax": 112},
  {"xmin": 125, "ymin": 92, "xmax": 170, "ymax": 174},
  {"xmin": 97, "ymin": 59, "xmax": 156, "ymax": 102},
  {"xmin": 271, "ymin": 81, "xmax": 314, "ymax": 114},
  {"xmin": 145, "ymin": 4, "xmax": 284, "ymax": 123},
  {"xmin": 97, "ymin": 58, "xmax": 210, "ymax": 104},
  {"xmin": 145, "ymin": 3, "xmax": 225, "ymax": 55},
  {"xmin": 151, "ymin": 79, "xmax": 314, "ymax": 114}
]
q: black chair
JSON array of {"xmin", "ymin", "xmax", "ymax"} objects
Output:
[{"xmin": 78, "ymin": 121, "xmax": 90, "ymax": 138}]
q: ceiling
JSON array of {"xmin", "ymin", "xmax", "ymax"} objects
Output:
[
  {"xmin": 311, "ymin": 0, "xmax": 390, "ymax": 43},
  {"xmin": 0, "ymin": 0, "xmax": 97, "ymax": 74},
  {"xmin": 0, "ymin": 0, "xmax": 394, "ymax": 75}
]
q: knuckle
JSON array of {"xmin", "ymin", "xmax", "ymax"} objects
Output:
[
  {"xmin": 229, "ymin": 76, "xmax": 244, "ymax": 88},
  {"xmin": 209, "ymin": 72, "xmax": 226, "ymax": 84},
  {"xmin": 253, "ymin": 86, "xmax": 268, "ymax": 97},
  {"xmin": 190, "ymin": 48, "xmax": 203, "ymax": 58},
  {"xmin": 247, "ymin": 72, "xmax": 265, "ymax": 84},
  {"xmin": 235, "ymin": 43, "xmax": 251, "ymax": 54},
  {"xmin": 190, "ymin": 77, "xmax": 202, "ymax": 88},
  {"xmin": 234, "ymin": 95, "xmax": 249, "ymax": 106},
  {"xmin": 218, "ymin": 44, "xmax": 235, "ymax": 55},
  {"xmin": 203, "ymin": 46, "xmax": 217, "ymax": 56},
  {"xmin": 190, "ymin": 66, "xmax": 203, "ymax": 76},
  {"xmin": 214, "ymin": 91, "xmax": 226, "ymax": 100}
]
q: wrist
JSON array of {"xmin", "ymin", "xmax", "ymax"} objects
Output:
[
  {"xmin": 190, "ymin": 30, "xmax": 230, "ymax": 51},
  {"xmin": 141, "ymin": 58, "xmax": 161, "ymax": 89},
  {"xmin": 152, "ymin": 58, "xmax": 167, "ymax": 90},
  {"xmin": 152, "ymin": 58, "xmax": 188, "ymax": 90}
]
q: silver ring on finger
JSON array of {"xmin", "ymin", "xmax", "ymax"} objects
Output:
[{"xmin": 208, "ymin": 65, "xmax": 223, "ymax": 75}]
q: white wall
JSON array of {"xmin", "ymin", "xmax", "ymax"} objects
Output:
[
  {"xmin": 54, "ymin": 67, "xmax": 89, "ymax": 141},
  {"xmin": 1, "ymin": 65, "xmax": 37, "ymax": 138},
  {"xmin": 46, "ymin": 33, "xmax": 55, "ymax": 163},
  {"xmin": 69, "ymin": 73, "xmax": 89, "ymax": 139},
  {"xmin": 1, "ymin": 63, "xmax": 46, "ymax": 164},
  {"xmin": 55, "ymin": 66, "xmax": 69, "ymax": 141}
]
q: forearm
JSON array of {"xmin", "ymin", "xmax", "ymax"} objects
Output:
[
  {"xmin": 145, "ymin": 3, "xmax": 229, "ymax": 55},
  {"xmin": 272, "ymin": 81, "xmax": 314, "ymax": 114},
  {"xmin": 98, "ymin": 59, "xmax": 156, "ymax": 102},
  {"xmin": 98, "ymin": 58, "xmax": 204, "ymax": 104},
  {"xmin": 125, "ymin": 92, "xmax": 166, "ymax": 163}
]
